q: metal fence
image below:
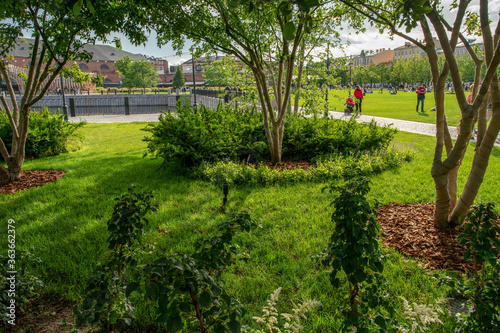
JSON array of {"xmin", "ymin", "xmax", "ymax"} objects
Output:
[
  {"xmin": 10, "ymin": 89, "xmax": 249, "ymax": 116},
  {"xmin": 15, "ymin": 94, "xmax": 188, "ymax": 116}
]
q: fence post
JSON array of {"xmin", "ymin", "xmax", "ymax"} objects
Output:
[
  {"xmin": 124, "ymin": 96, "xmax": 130, "ymax": 115},
  {"xmin": 69, "ymin": 98, "xmax": 76, "ymax": 117}
]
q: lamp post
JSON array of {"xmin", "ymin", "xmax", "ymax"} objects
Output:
[
  {"xmin": 191, "ymin": 51, "xmax": 197, "ymax": 108},
  {"xmin": 59, "ymin": 60, "xmax": 68, "ymax": 121},
  {"xmin": 324, "ymin": 41, "xmax": 330, "ymax": 118},
  {"xmin": 348, "ymin": 56, "xmax": 352, "ymax": 97}
]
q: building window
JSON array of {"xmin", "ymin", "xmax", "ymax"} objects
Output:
[
  {"xmin": 111, "ymin": 53, "xmax": 115, "ymax": 56},
  {"xmin": 79, "ymin": 63, "xmax": 89, "ymax": 70},
  {"xmin": 196, "ymin": 64, "xmax": 202, "ymax": 71},
  {"xmin": 100, "ymin": 64, "xmax": 110, "ymax": 70}
]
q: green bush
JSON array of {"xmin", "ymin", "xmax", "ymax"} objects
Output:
[
  {"xmin": 0, "ymin": 108, "xmax": 86, "ymax": 159},
  {"xmin": 282, "ymin": 116, "xmax": 397, "ymax": 161},
  {"xmin": 143, "ymin": 104, "xmax": 398, "ymax": 170},
  {"xmin": 143, "ymin": 103, "xmax": 266, "ymax": 168}
]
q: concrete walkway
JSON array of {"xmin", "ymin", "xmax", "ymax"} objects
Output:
[{"xmin": 69, "ymin": 110, "xmax": 500, "ymax": 147}]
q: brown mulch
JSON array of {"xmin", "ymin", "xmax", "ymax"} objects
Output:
[
  {"xmin": 377, "ymin": 202, "xmax": 500, "ymax": 273},
  {"xmin": 248, "ymin": 160, "xmax": 317, "ymax": 171},
  {"xmin": 0, "ymin": 170, "xmax": 65, "ymax": 194}
]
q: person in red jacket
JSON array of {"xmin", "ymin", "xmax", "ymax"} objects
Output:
[
  {"xmin": 354, "ymin": 85, "xmax": 364, "ymax": 115},
  {"xmin": 416, "ymin": 83, "xmax": 426, "ymax": 112}
]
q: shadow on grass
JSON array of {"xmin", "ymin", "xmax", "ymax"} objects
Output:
[{"xmin": 0, "ymin": 154, "xmax": 251, "ymax": 297}]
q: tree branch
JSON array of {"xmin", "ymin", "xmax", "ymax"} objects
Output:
[{"xmin": 0, "ymin": 93, "xmax": 19, "ymax": 140}]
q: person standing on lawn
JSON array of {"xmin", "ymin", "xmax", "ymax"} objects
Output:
[
  {"xmin": 354, "ymin": 85, "xmax": 364, "ymax": 115},
  {"xmin": 416, "ymin": 83, "xmax": 426, "ymax": 112}
]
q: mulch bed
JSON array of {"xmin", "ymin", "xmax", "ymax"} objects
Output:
[
  {"xmin": 377, "ymin": 202, "xmax": 500, "ymax": 273},
  {"xmin": 0, "ymin": 170, "xmax": 65, "ymax": 194}
]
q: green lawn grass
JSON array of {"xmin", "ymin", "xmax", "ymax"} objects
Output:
[
  {"xmin": 319, "ymin": 89, "xmax": 463, "ymax": 126},
  {"xmin": 1, "ymin": 122, "xmax": 499, "ymax": 331}
]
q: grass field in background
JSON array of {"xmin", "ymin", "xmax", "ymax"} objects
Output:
[
  {"xmin": 321, "ymin": 89, "xmax": 463, "ymax": 126},
  {"xmin": 1, "ymin": 122, "xmax": 499, "ymax": 331}
]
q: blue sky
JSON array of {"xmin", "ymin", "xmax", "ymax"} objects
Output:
[{"xmin": 111, "ymin": 0, "xmax": 499, "ymax": 65}]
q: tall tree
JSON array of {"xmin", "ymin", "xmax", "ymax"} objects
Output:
[
  {"xmin": 202, "ymin": 56, "xmax": 240, "ymax": 88},
  {"xmin": 172, "ymin": 65, "xmax": 185, "ymax": 89},
  {"xmin": 116, "ymin": 57, "xmax": 159, "ymax": 88},
  {"xmin": 0, "ymin": 0, "xmax": 148, "ymax": 184},
  {"xmin": 336, "ymin": 0, "xmax": 500, "ymax": 227},
  {"xmin": 144, "ymin": 0, "xmax": 330, "ymax": 163}
]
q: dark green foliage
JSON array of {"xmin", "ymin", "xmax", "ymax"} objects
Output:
[
  {"xmin": 0, "ymin": 108, "xmax": 85, "ymax": 159},
  {"xmin": 107, "ymin": 189, "xmax": 157, "ymax": 250},
  {"xmin": 143, "ymin": 103, "xmax": 266, "ymax": 168},
  {"xmin": 316, "ymin": 174, "xmax": 394, "ymax": 331},
  {"xmin": 282, "ymin": 116, "xmax": 397, "ymax": 161},
  {"xmin": 74, "ymin": 187, "xmax": 157, "ymax": 332},
  {"xmin": 440, "ymin": 203, "xmax": 500, "ymax": 331},
  {"xmin": 129, "ymin": 213, "xmax": 260, "ymax": 333},
  {"xmin": 143, "ymin": 105, "xmax": 397, "ymax": 169},
  {"xmin": 0, "ymin": 249, "xmax": 43, "ymax": 323}
]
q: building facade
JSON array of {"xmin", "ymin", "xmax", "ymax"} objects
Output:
[{"xmin": 2, "ymin": 39, "xmax": 169, "ymax": 88}]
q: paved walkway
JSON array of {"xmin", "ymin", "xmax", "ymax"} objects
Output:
[{"xmin": 69, "ymin": 111, "xmax": 500, "ymax": 147}]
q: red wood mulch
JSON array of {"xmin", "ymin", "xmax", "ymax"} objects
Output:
[
  {"xmin": 0, "ymin": 170, "xmax": 65, "ymax": 194},
  {"xmin": 377, "ymin": 202, "xmax": 500, "ymax": 273}
]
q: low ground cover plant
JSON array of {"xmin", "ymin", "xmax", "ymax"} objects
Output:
[
  {"xmin": 197, "ymin": 142, "xmax": 416, "ymax": 185},
  {"xmin": 0, "ymin": 108, "xmax": 85, "ymax": 159}
]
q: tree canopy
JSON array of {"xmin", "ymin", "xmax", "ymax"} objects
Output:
[
  {"xmin": 172, "ymin": 66, "xmax": 185, "ymax": 89},
  {"xmin": 0, "ymin": 0, "xmax": 149, "ymax": 183},
  {"xmin": 116, "ymin": 56, "xmax": 159, "ymax": 88},
  {"xmin": 334, "ymin": 0, "xmax": 500, "ymax": 227}
]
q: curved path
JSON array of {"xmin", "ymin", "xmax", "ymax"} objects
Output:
[{"xmin": 69, "ymin": 110, "xmax": 500, "ymax": 147}]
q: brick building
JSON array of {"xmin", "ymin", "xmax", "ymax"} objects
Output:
[{"xmin": 2, "ymin": 39, "xmax": 169, "ymax": 87}]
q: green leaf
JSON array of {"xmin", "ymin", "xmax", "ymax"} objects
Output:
[
  {"xmin": 198, "ymin": 289, "xmax": 212, "ymax": 308},
  {"xmin": 229, "ymin": 0, "xmax": 240, "ymax": 8},
  {"xmin": 86, "ymin": 0, "xmax": 95, "ymax": 14},
  {"xmin": 145, "ymin": 282, "xmax": 159, "ymax": 299},
  {"xmin": 228, "ymin": 320, "xmax": 241, "ymax": 333},
  {"xmin": 374, "ymin": 315, "xmax": 387, "ymax": 329},
  {"xmin": 166, "ymin": 314, "xmax": 183, "ymax": 332},
  {"xmin": 125, "ymin": 282, "xmax": 139, "ymax": 297},
  {"xmin": 73, "ymin": 0, "xmax": 83, "ymax": 15},
  {"xmin": 283, "ymin": 22, "xmax": 296, "ymax": 41}
]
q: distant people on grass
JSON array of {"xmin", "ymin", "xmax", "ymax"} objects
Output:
[
  {"xmin": 416, "ymin": 83, "xmax": 426, "ymax": 112},
  {"xmin": 354, "ymin": 85, "xmax": 364, "ymax": 116},
  {"xmin": 388, "ymin": 83, "xmax": 392, "ymax": 94}
]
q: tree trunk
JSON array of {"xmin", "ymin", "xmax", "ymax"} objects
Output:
[
  {"xmin": 449, "ymin": 86, "xmax": 500, "ymax": 224},
  {"xmin": 0, "ymin": 158, "xmax": 23, "ymax": 184}
]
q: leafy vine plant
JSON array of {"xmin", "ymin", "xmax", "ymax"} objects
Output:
[
  {"xmin": 127, "ymin": 212, "xmax": 261, "ymax": 333},
  {"xmin": 74, "ymin": 187, "xmax": 157, "ymax": 332},
  {"xmin": 315, "ymin": 173, "xmax": 395, "ymax": 332}
]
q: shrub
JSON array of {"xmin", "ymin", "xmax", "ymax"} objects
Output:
[
  {"xmin": 143, "ymin": 103, "xmax": 266, "ymax": 168},
  {"xmin": 143, "ymin": 104, "xmax": 397, "ymax": 170},
  {"xmin": 315, "ymin": 176, "xmax": 395, "ymax": 331},
  {"xmin": 282, "ymin": 116, "xmax": 397, "ymax": 161},
  {"xmin": 439, "ymin": 203, "xmax": 500, "ymax": 331},
  {"xmin": 0, "ymin": 108, "xmax": 86, "ymax": 159}
]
